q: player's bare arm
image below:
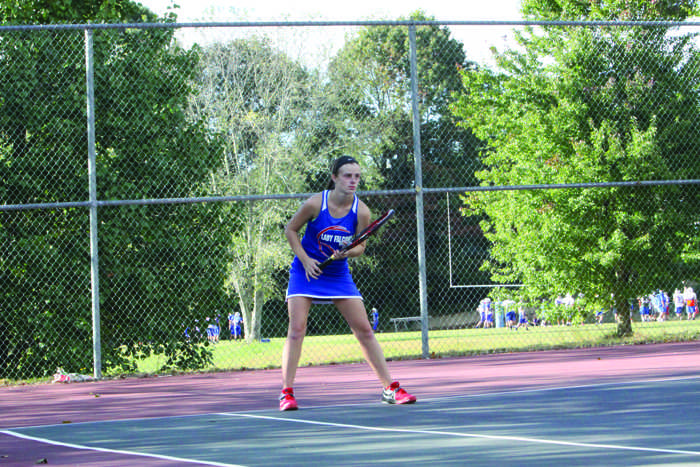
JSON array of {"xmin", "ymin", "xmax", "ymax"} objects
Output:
[{"xmin": 285, "ymin": 194, "xmax": 322, "ymax": 280}]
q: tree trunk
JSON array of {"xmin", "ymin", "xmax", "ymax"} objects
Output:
[{"xmin": 615, "ymin": 295, "xmax": 633, "ymax": 337}]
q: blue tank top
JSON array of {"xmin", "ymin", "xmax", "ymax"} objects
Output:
[{"xmin": 292, "ymin": 190, "xmax": 359, "ymax": 276}]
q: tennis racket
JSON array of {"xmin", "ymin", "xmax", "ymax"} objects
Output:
[{"xmin": 318, "ymin": 209, "xmax": 395, "ymax": 270}]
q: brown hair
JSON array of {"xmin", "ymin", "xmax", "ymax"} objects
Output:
[{"xmin": 327, "ymin": 156, "xmax": 359, "ymax": 189}]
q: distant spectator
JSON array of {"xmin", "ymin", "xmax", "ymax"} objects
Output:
[
  {"xmin": 656, "ymin": 290, "xmax": 669, "ymax": 321},
  {"xmin": 563, "ymin": 293, "xmax": 575, "ymax": 325},
  {"xmin": 684, "ymin": 287, "xmax": 697, "ymax": 320},
  {"xmin": 639, "ymin": 295, "xmax": 651, "ymax": 322},
  {"xmin": 536, "ymin": 299, "xmax": 547, "ymax": 326},
  {"xmin": 673, "ymin": 289, "xmax": 685, "ymax": 320},
  {"xmin": 651, "ymin": 292, "xmax": 662, "ymax": 321},
  {"xmin": 505, "ymin": 302, "xmax": 517, "ymax": 330},
  {"xmin": 475, "ymin": 300, "xmax": 486, "ymax": 328},
  {"xmin": 206, "ymin": 318, "xmax": 214, "ymax": 341},
  {"xmin": 484, "ymin": 298, "xmax": 494, "ymax": 328},
  {"xmin": 370, "ymin": 307, "xmax": 379, "ymax": 332},
  {"xmin": 516, "ymin": 306, "xmax": 529, "ymax": 330},
  {"xmin": 554, "ymin": 294, "xmax": 574, "ymax": 325},
  {"xmin": 595, "ymin": 308, "xmax": 605, "ymax": 324},
  {"xmin": 662, "ymin": 290, "xmax": 670, "ymax": 319},
  {"xmin": 206, "ymin": 317, "xmax": 220, "ymax": 343},
  {"xmin": 230, "ymin": 311, "xmax": 243, "ymax": 340}
]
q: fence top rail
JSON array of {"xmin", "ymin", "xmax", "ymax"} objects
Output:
[
  {"xmin": 4, "ymin": 179, "xmax": 700, "ymax": 212},
  {"xmin": 2, "ymin": 19, "xmax": 700, "ymax": 32}
]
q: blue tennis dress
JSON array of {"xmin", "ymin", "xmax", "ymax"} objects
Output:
[{"xmin": 286, "ymin": 190, "xmax": 363, "ymax": 304}]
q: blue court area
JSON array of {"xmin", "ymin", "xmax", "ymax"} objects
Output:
[{"xmin": 6, "ymin": 375, "xmax": 700, "ymax": 466}]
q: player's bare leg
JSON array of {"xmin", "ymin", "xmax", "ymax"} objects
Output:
[
  {"xmin": 335, "ymin": 299, "xmax": 416, "ymax": 404},
  {"xmin": 282, "ymin": 297, "xmax": 311, "ymax": 388},
  {"xmin": 335, "ymin": 298, "xmax": 393, "ymax": 387}
]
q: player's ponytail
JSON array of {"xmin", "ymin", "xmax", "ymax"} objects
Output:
[{"xmin": 327, "ymin": 156, "xmax": 358, "ymax": 189}]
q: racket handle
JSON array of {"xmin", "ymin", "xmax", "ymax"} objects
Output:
[{"xmin": 318, "ymin": 256, "xmax": 334, "ymax": 270}]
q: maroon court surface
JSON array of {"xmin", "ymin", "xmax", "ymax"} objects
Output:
[{"xmin": 2, "ymin": 341, "xmax": 700, "ymax": 466}]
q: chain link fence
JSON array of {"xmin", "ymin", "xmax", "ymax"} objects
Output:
[{"xmin": 2, "ymin": 19, "xmax": 700, "ymax": 382}]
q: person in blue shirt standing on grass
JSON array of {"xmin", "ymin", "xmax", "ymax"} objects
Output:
[
  {"xmin": 484, "ymin": 298, "xmax": 494, "ymax": 328},
  {"xmin": 229, "ymin": 311, "xmax": 243, "ymax": 340},
  {"xmin": 639, "ymin": 295, "xmax": 651, "ymax": 322},
  {"xmin": 656, "ymin": 290, "xmax": 669, "ymax": 321},
  {"xmin": 673, "ymin": 289, "xmax": 685, "ymax": 320},
  {"xmin": 370, "ymin": 307, "xmax": 379, "ymax": 332},
  {"xmin": 505, "ymin": 305, "xmax": 517, "ymax": 330},
  {"xmin": 517, "ymin": 306, "xmax": 529, "ymax": 330}
]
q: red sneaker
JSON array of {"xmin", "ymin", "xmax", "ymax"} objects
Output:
[
  {"xmin": 381, "ymin": 381, "xmax": 416, "ymax": 405},
  {"xmin": 279, "ymin": 387, "xmax": 298, "ymax": 411}
]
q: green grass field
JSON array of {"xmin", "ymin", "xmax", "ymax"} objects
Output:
[{"xmin": 133, "ymin": 318, "xmax": 700, "ymax": 375}]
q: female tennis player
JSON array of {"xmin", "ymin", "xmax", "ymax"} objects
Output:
[{"xmin": 280, "ymin": 156, "xmax": 416, "ymax": 411}]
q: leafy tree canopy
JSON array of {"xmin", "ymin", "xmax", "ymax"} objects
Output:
[
  {"xmin": 521, "ymin": 0, "xmax": 697, "ymax": 21},
  {"xmin": 452, "ymin": 0, "xmax": 700, "ymax": 336},
  {"xmin": 0, "ymin": 0, "xmax": 228, "ymax": 378},
  {"xmin": 0, "ymin": 0, "xmax": 165, "ymax": 24}
]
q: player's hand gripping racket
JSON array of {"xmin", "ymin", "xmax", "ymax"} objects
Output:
[{"xmin": 318, "ymin": 209, "xmax": 395, "ymax": 270}]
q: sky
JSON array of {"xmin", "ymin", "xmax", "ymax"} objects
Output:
[
  {"xmin": 135, "ymin": 0, "xmax": 525, "ymax": 66},
  {"xmin": 137, "ymin": 0, "xmax": 523, "ymax": 22}
]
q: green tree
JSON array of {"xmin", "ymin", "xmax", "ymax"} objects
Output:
[
  {"xmin": 189, "ymin": 37, "xmax": 318, "ymax": 341},
  {"xmin": 0, "ymin": 1, "xmax": 230, "ymax": 377},
  {"xmin": 452, "ymin": 0, "xmax": 700, "ymax": 336},
  {"xmin": 0, "ymin": 0, "xmax": 148, "ymax": 23},
  {"xmin": 318, "ymin": 12, "xmax": 486, "ymax": 318},
  {"xmin": 325, "ymin": 11, "xmax": 481, "ymax": 190}
]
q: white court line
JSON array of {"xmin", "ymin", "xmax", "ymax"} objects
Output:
[
  {"xmin": 220, "ymin": 412, "xmax": 700, "ymax": 457},
  {"xmin": 6, "ymin": 411, "xmax": 224, "ymax": 431},
  {"xmin": 0, "ymin": 429, "xmax": 247, "ymax": 467},
  {"xmin": 418, "ymin": 373, "xmax": 700, "ymax": 403},
  {"xmin": 4, "ymin": 374, "xmax": 698, "ymax": 465}
]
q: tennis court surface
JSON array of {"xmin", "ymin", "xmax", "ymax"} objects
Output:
[{"xmin": 2, "ymin": 341, "xmax": 700, "ymax": 466}]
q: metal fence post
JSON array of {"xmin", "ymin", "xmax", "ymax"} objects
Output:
[
  {"xmin": 85, "ymin": 28, "xmax": 102, "ymax": 379},
  {"xmin": 409, "ymin": 25, "xmax": 430, "ymax": 359}
]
